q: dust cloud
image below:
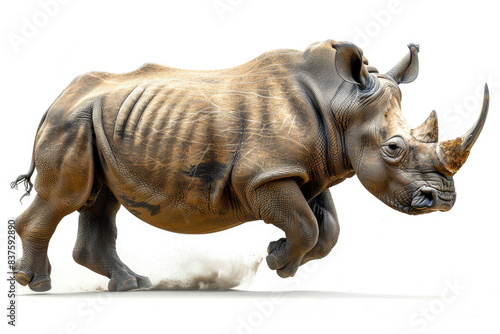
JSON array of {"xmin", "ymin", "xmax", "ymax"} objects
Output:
[{"xmin": 140, "ymin": 255, "xmax": 263, "ymax": 291}]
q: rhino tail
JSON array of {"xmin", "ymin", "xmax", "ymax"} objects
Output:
[{"xmin": 11, "ymin": 109, "xmax": 49, "ymax": 203}]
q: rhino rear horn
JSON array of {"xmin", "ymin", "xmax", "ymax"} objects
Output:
[
  {"xmin": 386, "ymin": 44, "xmax": 420, "ymax": 84},
  {"xmin": 437, "ymin": 84, "xmax": 489, "ymax": 175},
  {"xmin": 412, "ymin": 110, "xmax": 439, "ymax": 143},
  {"xmin": 332, "ymin": 42, "xmax": 371, "ymax": 88}
]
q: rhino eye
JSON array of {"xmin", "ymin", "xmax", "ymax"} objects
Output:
[
  {"xmin": 381, "ymin": 136, "xmax": 406, "ymax": 164},
  {"xmin": 388, "ymin": 143, "xmax": 399, "ymax": 150}
]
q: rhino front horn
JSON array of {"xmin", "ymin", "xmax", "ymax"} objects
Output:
[{"xmin": 437, "ymin": 84, "xmax": 489, "ymax": 175}]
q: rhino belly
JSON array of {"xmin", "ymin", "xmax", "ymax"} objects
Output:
[
  {"xmin": 117, "ymin": 192, "xmax": 250, "ymax": 234},
  {"xmin": 104, "ymin": 159, "xmax": 252, "ymax": 234}
]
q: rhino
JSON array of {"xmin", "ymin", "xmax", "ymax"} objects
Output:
[{"xmin": 11, "ymin": 40, "xmax": 488, "ymax": 292}]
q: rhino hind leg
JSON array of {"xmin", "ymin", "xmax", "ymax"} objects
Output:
[
  {"xmin": 249, "ymin": 179, "xmax": 319, "ymax": 278},
  {"xmin": 73, "ymin": 185, "xmax": 152, "ymax": 292},
  {"xmin": 14, "ymin": 195, "xmax": 64, "ymax": 292},
  {"xmin": 13, "ymin": 111, "xmax": 97, "ymax": 292}
]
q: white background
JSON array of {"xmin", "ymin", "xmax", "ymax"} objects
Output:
[{"xmin": 1, "ymin": 0, "xmax": 499, "ymax": 333}]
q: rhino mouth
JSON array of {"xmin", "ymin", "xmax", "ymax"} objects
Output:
[
  {"xmin": 389, "ymin": 186, "xmax": 456, "ymax": 215},
  {"xmin": 409, "ymin": 186, "xmax": 456, "ymax": 214}
]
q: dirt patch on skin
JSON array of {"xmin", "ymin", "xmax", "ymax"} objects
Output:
[
  {"xmin": 139, "ymin": 256, "xmax": 263, "ymax": 291},
  {"xmin": 440, "ymin": 137, "xmax": 469, "ymax": 173}
]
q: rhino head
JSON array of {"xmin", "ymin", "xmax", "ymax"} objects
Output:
[{"xmin": 331, "ymin": 42, "xmax": 489, "ymax": 215}]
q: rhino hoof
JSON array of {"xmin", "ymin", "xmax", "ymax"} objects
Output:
[
  {"xmin": 136, "ymin": 276, "xmax": 152, "ymax": 289},
  {"xmin": 266, "ymin": 238, "xmax": 302, "ymax": 278},
  {"xmin": 15, "ymin": 271, "xmax": 52, "ymax": 292},
  {"xmin": 14, "ymin": 258, "xmax": 52, "ymax": 292},
  {"xmin": 267, "ymin": 237, "xmax": 286, "ymax": 255},
  {"xmin": 265, "ymin": 253, "xmax": 299, "ymax": 278},
  {"xmin": 276, "ymin": 266, "xmax": 297, "ymax": 278},
  {"xmin": 15, "ymin": 270, "xmax": 32, "ymax": 286},
  {"xmin": 28, "ymin": 275, "xmax": 52, "ymax": 292},
  {"xmin": 118, "ymin": 277, "xmax": 138, "ymax": 292},
  {"xmin": 109, "ymin": 276, "xmax": 137, "ymax": 292},
  {"xmin": 266, "ymin": 238, "xmax": 289, "ymax": 270},
  {"xmin": 108, "ymin": 274, "xmax": 152, "ymax": 292}
]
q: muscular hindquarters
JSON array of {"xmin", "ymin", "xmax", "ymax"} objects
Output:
[
  {"xmin": 13, "ymin": 103, "xmax": 95, "ymax": 291},
  {"xmin": 32, "ymin": 103, "xmax": 95, "ymax": 211}
]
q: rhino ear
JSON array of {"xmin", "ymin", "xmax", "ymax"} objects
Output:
[
  {"xmin": 332, "ymin": 42, "xmax": 371, "ymax": 88},
  {"xmin": 386, "ymin": 44, "xmax": 420, "ymax": 84}
]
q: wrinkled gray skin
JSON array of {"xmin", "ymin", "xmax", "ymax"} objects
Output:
[{"xmin": 11, "ymin": 40, "xmax": 488, "ymax": 292}]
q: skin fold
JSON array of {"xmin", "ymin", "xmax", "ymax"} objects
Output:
[{"xmin": 11, "ymin": 40, "xmax": 488, "ymax": 292}]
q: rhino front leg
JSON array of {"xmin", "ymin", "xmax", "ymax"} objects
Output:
[
  {"xmin": 300, "ymin": 190, "xmax": 340, "ymax": 265},
  {"xmin": 249, "ymin": 179, "xmax": 319, "ymax": 278},
  {"xmin": 73, "ymin": 185, "xmax": 152, "ymax": 292}
]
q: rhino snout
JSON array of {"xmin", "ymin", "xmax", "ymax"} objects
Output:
[{"xmin": 411, "ymin": 186, "xmax": 456, "ymax": 212}]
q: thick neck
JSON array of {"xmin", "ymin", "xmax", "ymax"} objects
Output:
[{"xmin": 297, "ymin": 72, "xmax": 355, "ymax": 185}]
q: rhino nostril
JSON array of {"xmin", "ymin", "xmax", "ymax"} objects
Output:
[
  {"xmin": 421, "ymin": 188, "xmax": 434, "ymax": 202},
  {"xmin": 411, "ymin": 187, "xmax": 435, "ymax": 209}
]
